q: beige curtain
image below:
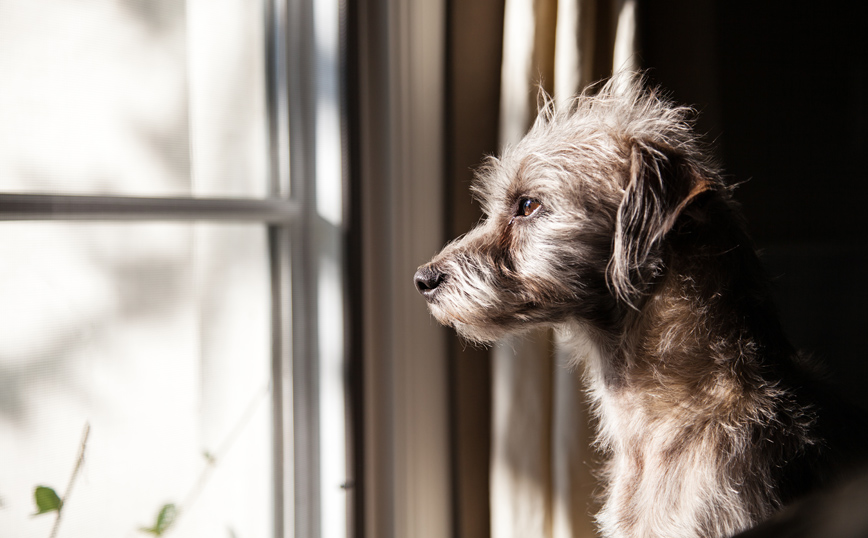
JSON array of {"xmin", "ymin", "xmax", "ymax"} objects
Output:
[{"xmin": 490, "ymin": 1, "xmax": 637, "ymax": 537}]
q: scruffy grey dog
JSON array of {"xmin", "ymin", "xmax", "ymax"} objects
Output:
[{"xmin": 414, "ymin": 75, "xmax": 867, "ymax": 537}]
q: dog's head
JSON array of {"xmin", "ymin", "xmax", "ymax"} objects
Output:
[{"xmin": 414, "ymin": 76, "xmax": 722, "ymax": 343}]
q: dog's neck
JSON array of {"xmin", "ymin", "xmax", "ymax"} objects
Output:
[
  {"xmin": 588, "ymin": 234, "xmax": 794, "ymax": 425},
  {"xmin": 602, "ymin": 204, "xmax": 792, "ymax": 397},
  {"xmin": 562, "ymin": 232, "xmax": 805, "ymax": 536}
]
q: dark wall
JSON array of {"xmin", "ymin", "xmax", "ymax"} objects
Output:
[{"xmin": 641, "ymin": 0, "xmax": 868, "ymax": 404}]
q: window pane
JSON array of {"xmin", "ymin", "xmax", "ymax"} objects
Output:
[
  {"xmin": 0, "ymin": 0, "xmax": 268, "ymax": 198},
  {"xmin": 0, "ymin": 222, "xmax": 274, "ymax": 537}
]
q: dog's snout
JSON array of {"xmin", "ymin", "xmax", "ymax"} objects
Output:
[{"xmin": 414, "ymin": 265, "xmax": 446, "ymax": 299}]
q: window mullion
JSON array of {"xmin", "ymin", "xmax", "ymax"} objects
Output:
[{"xmin": 0, "ymin": 193, "xmax": 299, "ymax": 223}]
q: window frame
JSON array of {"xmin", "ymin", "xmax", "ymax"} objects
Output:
[{"xmin": 351, "ymin": 0, "xmax": 452, "ymax": 537}]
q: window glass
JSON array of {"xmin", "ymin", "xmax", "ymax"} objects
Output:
[
  {"xmin": 0, "ymin": 222, "xmax": 274, "ymax": 537},
  {"xmin": 0, "ymin": 0, "xmax": 268, "ymax": 198}
]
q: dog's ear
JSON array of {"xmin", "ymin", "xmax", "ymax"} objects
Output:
[{"xmin": 608, "ymin": 141, "xmax": 713, "ymax": 305}]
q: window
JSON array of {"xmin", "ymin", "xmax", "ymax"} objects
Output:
[{"xmin": 0, "ymin": 1, "xmax": 347, "ymax": 537}]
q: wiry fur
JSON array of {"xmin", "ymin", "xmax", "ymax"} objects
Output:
[{"xmin": 415, "ymin": 74, "xmax": 868, "ymax": 537}]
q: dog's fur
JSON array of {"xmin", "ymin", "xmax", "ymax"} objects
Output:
[{"xmin": 414, "ymin": 75, "xmax": 868, "ymax": 537}]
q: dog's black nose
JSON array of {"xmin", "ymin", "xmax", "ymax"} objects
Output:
[{"xmin": 414, "ymin": 265, "xmax": 446, "ymax": 298}]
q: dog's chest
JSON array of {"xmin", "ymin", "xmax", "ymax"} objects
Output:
[{"xmin": 594, "ymin": 392, "xmax": 755, "ymax": 538}]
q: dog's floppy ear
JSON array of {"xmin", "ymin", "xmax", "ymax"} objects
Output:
[{"xmin": 608, "ymin": 141, "xmax": 713, "ymax": 305}]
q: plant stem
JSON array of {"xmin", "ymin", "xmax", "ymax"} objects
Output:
[
  {"xmin": 50, "ymin": 422, "xmax": 90, "ymax": 538},
  {"xmin": 181, "ymin": 384, "xmax": 270, "ymax": 511}
]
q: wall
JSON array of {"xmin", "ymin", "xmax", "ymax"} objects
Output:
[{"xmin": 641, "ymin": 0, "xmax": 868, "ymax": 406}]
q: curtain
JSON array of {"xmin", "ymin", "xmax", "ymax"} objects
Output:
[{"xmin": 490, "ymin": 1, "xmax": 637, "ymax": 537}]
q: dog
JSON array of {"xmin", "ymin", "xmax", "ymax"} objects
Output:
[{"xmin": 414, "ymin": 74, "xmax": 868, "ymax": 537}]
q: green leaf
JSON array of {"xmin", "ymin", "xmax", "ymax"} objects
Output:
[
  {"xmin": 33, "ymin": 486, "xmax": 62, "ymax": 516},
  {"xmin": 139, "ymin": 503, "xmax": 178, "ymax": 536}
]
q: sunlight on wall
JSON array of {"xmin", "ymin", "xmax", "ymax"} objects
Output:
[
  {"xmin": 318, "ymin": 233, "xmax": 346, "ymax": 538},
  {"xmin": 313, "ymin": 1, "xmax": 347, "ymax": 536},
  {"xmin": 499, "ymin": 0, "xmax": 536, "ymax": 146},
  {"xmin": 0, "ymin": 0, "xmax": 276, "ymax": 536},
  {"xmin": 612, "ymin": 0, "xmax": 639, "ymax": 77},
  {"xmin": 0, "ymin": 0, "xmax": 267, "ymax": 197},
  {"xmin": 0, "ymin": 223, "xmax": 273, "ymax": 538},
  {"xmin": 315, "ymin": 0, "xmax": 344, "ymax": 227}
]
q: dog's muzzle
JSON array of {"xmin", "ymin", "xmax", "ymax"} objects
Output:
[{"xmin": 414, "ymin": 264, "xmax": 446, "ymax": 301}]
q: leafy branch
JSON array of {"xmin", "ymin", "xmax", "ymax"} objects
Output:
[
  {"xmin": 139, "ymin": 503, "xmax": 178, "ymax": 536},
  {"xmin": 32, "ymin": 422, "xmax": 90, "ymax": 538},
  {"xmin": 30, "ymin": 383, "xmax": 269, "ymax": 537}
]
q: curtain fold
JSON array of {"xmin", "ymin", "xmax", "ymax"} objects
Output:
[{"xmin": 490, "ymin": 1, "xmax": 638, "ymax": 536}]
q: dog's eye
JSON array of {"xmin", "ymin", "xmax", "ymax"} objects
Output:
[{"xmin": 518, "ymin": 198, "xmax": 541, "ymax": 217}]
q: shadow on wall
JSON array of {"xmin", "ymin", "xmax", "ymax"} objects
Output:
[
  {"xmin": 640, "ymin": 0, "xmax": 868, "ymax": 410},
  {"xmin": 762, "ymin": 245, "xmax": 868, "ymax": 409},
  {"xmin": 0, "ymin": 1, "xmax": 275, "ymax": 536}
]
